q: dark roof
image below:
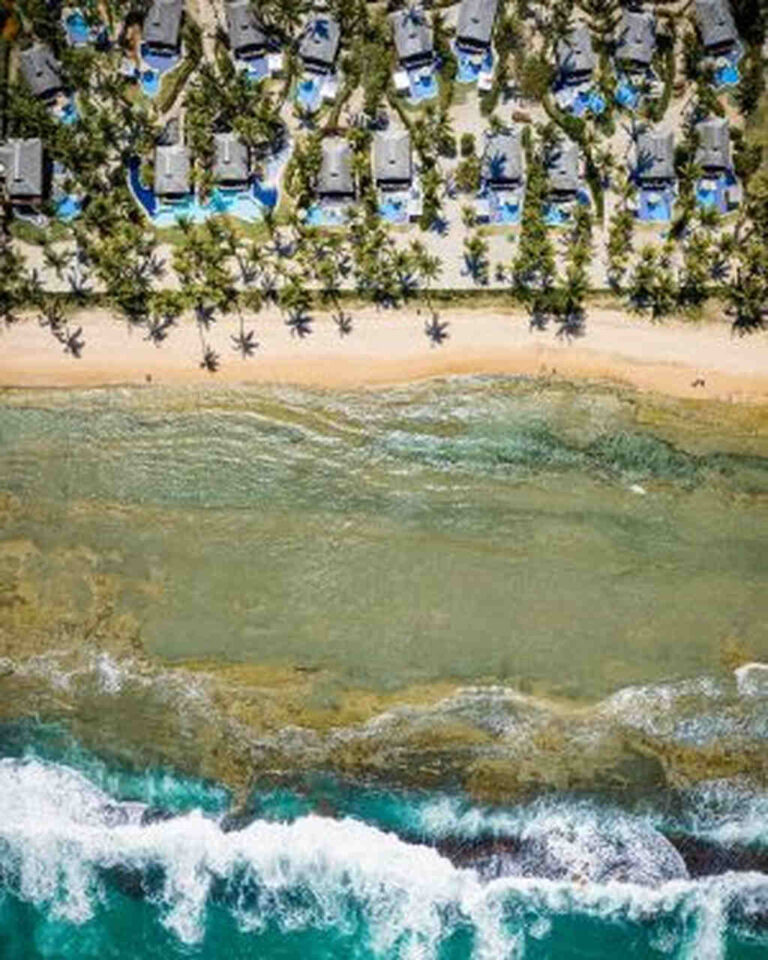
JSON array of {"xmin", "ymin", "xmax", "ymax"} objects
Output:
[
  {"xmin": 635, "ymin": 129, "xmax": 675, "ymax": 181},
  {"xmin": 19, "ymin": 44, "xmax": 63, "ymax": 99},
  {"xmin": 213, "ymin": 133, "xmax": 250, "ymax": 183},
  {"xmin": 695, "ymin": 0, "xmax": 738, "ymax": 50},
  {"xmin": 556, "ymin": 25, "xmax": 596, "ymax": 77},
  {"xmin": 391, "ymin": 7, "xmax": 434, "ymax": 64},
  {"xmin": 226, "ymin": 0, "xmax": 267, "ymax": 56},
  {"xmin": 318, "ymin": 137, "xmax": 354, "ymax": 196},
  {"xmin": 457, "ymin": 0, "xmax": 499, "ymax": 49},
  {"xmin": 483, "ymin": 131, "xmax": 523, "ymax": 184},
  {"xmin": 615, "ymin": 10, "xmax": 655, "ymax": 66},
  {"xmin": 0, "ymin": 138, "xmax": 44, "ymax": 198},
  {"xmin": 695, "ymin": 117, "xmax": 731, "ymax": 169},
  {"xmin": 548, "ymin": 141, "xmax": 581, "ymax": 194},
  {"xmin": 143, "ymin": 0, "xmax": 183, "ymax": 49},
  {"xmin": 154, "ymin": 144, "xmax": 190, "ymax": 196},
  {"xmin": 299, "ymin": 16, "xmax": 341, "ymax": 68},
  {"xmin": 373, "ymin": 130, "xmax": 412, "ymax": 184}
]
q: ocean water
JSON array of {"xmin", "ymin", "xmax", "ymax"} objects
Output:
[{"xmin": 0, "ymin": 377, "xmax": 767, "ymax": 957}]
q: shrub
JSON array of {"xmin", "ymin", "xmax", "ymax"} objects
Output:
[{"xmin": 460, "ymin": 133, "xmax": 476, "ymax": 157}]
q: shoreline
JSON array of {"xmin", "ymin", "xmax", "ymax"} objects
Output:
[{"xmin": 2, "ymin": 306, "xmax": 768, "ymax": 404}]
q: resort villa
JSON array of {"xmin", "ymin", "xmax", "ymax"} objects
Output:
[
  {"xmin": 19, "ymin": 44, "xmax": 63, "ymax": 100},
  {"xmin": 481, "ymin": 129, "xmax": 524, "ymax": 223},
  {"xmin": 391, "ymin": 7, "xmax": 436, "ymax": 100},
  {"xmin": 634, "ymin": 128, "xmax": 676, "ymax": 220},
  {"xmin": 547, "ymin": 141, "xmax": 582, "ymax": 201},
  {"xmin": 554, "ymin": 25, "xmax": 604, "ymax": 115},
  {"xmin": 455, "ymin": 0, "xmax": 499, "ymax": 88},
  {"xmin": 555, "ymin": 25, "xmax": 596, "ymax": 86},
  {"xmin": 0, "ymin": 138, "xmax": 46, "ymax": 207},
  {"xmin": 694, "ymin": 117, "xmax": 741, "ymax": 212},
  {"xmin": 225, "ymin": 0, "xmax": 282, "ymax": 77},
  {"xmin": 695, "ymin": 0, "xmax": 739, "ymax": 57},
  {"xmin": 318, "ymin": 138, "xmax": 354, "ymax": 198},
  {"xmin": 226, "ymin": 0, "xmax": 266, "ymax": 59},
  {"xmin": 212, "ymin": 133, "xmax": 250, "ymax": 188},
  {"xmin": 373, "ymin": 130, "xmax": 418, "ymax": 223},
  {"xmin": 142, "ymin": 0, "xmax": 184, "ymax": 55},
  {"xmin": 615, "ymin": 9, "xmax": 655, "ymax": 72},
  {"xmin": 154, "ymin": 143, "xmax": 190, "ymax": 200},
  {"xmin": 297, "ymin": 15, "xmax": 341, "ymax": 111}
]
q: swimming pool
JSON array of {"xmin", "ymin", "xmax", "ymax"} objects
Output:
[
  {"xmin": 296, "ymin": 75, "xmax": 324, "ymax": 112},
  {"xmin": 305, "ymin": 203, "xmax": 348, "ymax": 226},
  {"xmin": 127, "ymin": 158, "xmax": 277, "ymax": 226},
  {"xmin": 408, "ymin": 68, "xmax": 438, "ymax": 102},
  {"xmin": 571, "ymin": 89, "xmax": 606, "ymax": 117},
  {"xmin": 240, "ymin": 56, "xmax": 268, "ymax": 81},
  {"xmin": 455, "ymin": 47, "xmax": 492, "ymax": 85},
  {"xmin": 57, "ymin": 97, "xmax": 79, "ymax": 125},
  {"xmin": 379, "ymin": 196, "xmax": 407, "ymax": 223},
  {"xmin": 64, "ymin": 10, "xmax": 91, "ymax": 45},
  {"xmin": 141, "ymin": 70, "xmax": 159, "ymax": 97},
  {"xmin": 715, "ymin": 63, "xmax": 739, "ymax": 86},
  {"xmin": 615, "ymin": 80, "xmax": 639, "ymax": 109},
  {"xmin": 55, "ymin": 195, "xmax": 82, "ymax": 221},
  {"xmin": 488, "ymin": 190, "xmax": 521, "ymax": 224},
  {"xmin": 638, "ymin": 188, "xmax": 673, "ymax": 222},
  {"xmin": 543, "ymin": 203, "xmax": 569, "ymax": 226}
]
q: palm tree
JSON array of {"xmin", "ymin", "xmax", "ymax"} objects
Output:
[{"xmin": 424, "ymin": 311, "xmax": 449, "ymax": 346}]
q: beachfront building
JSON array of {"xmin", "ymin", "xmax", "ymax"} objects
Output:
[
  {"xmin": 226, "ymin": 0, "xmax": 266, "ymax": 59},
  {"xmin": 391, "ymin": 7, "xmax": 437, "ymax": 101},
  {"xmin": 19, "ymin": 44, "xmax": 63, "ymax": 100},
  {"xmin": 633, "ymin": 128, "xmax": 676, "ymax": 221},
  {"xmin": 480, "ymin": 129, "xmax": 524, "ymax": 224},
  {"xmin": 305, "ymin": 137, "xmax": 355, "ymax": 225},
  {"xmin": 225, "ymin": 0, "xmax": 282, "ymax": 78},
  {"xmin": 154, "ymin": 143, "xmax": 190, "ymax": 200},
  {"xmin": 296, "ymin": 15, "xmax": 341, "ymax": 112},
  {"xmin": 694, "ymin": 0, "xmax": 741, "ymax": 85},
  {"xmin": 694, "ymin": 117, "xmax": 740, "ymax": 212},
  {"xmin": 455, "ymin": 0, "xmax": 498, "ymax": 88},
  {"xmin": 544, "ymin": 140, "xmax": 588, "ymax": 223},
  {"xmin": 212, "ymin": 133, "xmax": 250, "ymax": 188},
  {"xmin": 695, "ymin": 0, "xmax": 738, "ymax": 56},
  {"xmin": 614, "ymin": 10, "xmax": 657, "ymax": 108},
  {"xmin": 554, "ymin": 26, "xmax": 604, "ymax": 116},
  {"xmin": 143, "ymin": 0, "xmax": 183, "ymax": 55},
  {"xmin": 555, "ymin": 25, "xmax": 596, "ymax": 86},
  {"xmin": 615, "ymin": 10, "xmax": 655, "ymax": 72},
  {"xmin": 0, "ymin": 138, "xmax": 46, "ymax": 207},
  {"xmin": 373, "ymin": 130, "xmax": 420, "ymax": 223}
]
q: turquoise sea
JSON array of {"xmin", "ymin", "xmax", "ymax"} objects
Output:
[{"xmin": 0, "ymin": 377, "xmax": 767, "ymax": 958}]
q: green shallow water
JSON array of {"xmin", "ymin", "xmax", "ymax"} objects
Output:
[{"xmin": 0, "ymin": 378, "xmax": 766, "ymax": 697}]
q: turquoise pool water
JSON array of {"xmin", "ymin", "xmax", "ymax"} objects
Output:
[
  {"xmin": 572, "ymin": 89, "xmax": 606, "ymax": 117},
  {"xmin": 615, "ymin": 80, "xmax": 639, "ymax": 108},
  {"xmin": 409, "ymin": 68, "xmax": 438, "ymax": 102},
  {"xmin": 141, "ymin": 69, "xmax": 159, "ymax": 97},
  {"xmin": 296, "ymin": 75, "xmax": 323, "ymax": 112},
  {"xmin": 55, "ymin": 195, "xmax": 82, "ymax": 221},
  {"xmin": 638, "ymin": 188, "xmax": 673, "ymax": 222},
  {"xmin": 64, "ymin": 9, "xmax": 90, "ymax": 45},
  {"xmin": 716, "ymin": 63, "xmax": 740, "ymax": 87},
  {"xmin": 455, "ymin": 47, "xmax": 492, "ymax": 84},
  {"xmin": 543, "ymin": 203, "xmax": 568, "ymax": 225},
  {"xmin": 379, "ymin": 196, "xmax": 407, "ymax": 223}
]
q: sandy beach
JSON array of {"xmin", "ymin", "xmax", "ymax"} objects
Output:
[{"xmin": 1, "ymin": 305, "xmax": 768, "ymax": 403}]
